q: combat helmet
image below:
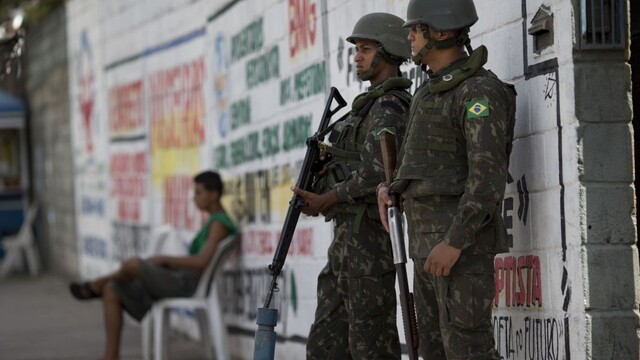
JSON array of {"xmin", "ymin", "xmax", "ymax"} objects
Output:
[
  {"xmin": 403, "ymin": 0, "xmax": 478, "ymax": 30},
  {"xmin": 346, "ymin": 12, "xmax": 410, "ymax": 80},
  {"xmin": 347, "ymin": 12, "xmax": 411, "ymax": 60},
  {"xmin": 403, "ymin": 0, "xmax": 478, "ymax": 64}
]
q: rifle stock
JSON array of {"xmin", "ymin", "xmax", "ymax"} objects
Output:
[
  {"xmin": 380, "ymin": 131, "xmax": 419, "ymax": 360},
  {"xmin": 263, "ymin": 86, "xmax": 347, "ymax": 308}
]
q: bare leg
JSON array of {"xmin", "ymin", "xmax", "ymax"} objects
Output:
[
  {"xmin": 90, "ymin": 258, "xmax": 142, "ymax": 295},
  {"xmin": 101, "ymin": 283, "xmax": 122, "ymax": 360}
]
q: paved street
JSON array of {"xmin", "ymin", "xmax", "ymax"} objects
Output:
[{"xmin": 0, "ymin": 273, "xmax": 207, "ymax": 360}]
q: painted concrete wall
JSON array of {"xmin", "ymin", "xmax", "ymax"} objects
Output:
[
  {"xmin": 25, "ymin": 6, "xmax": 79, "ymax": 277},
  {"xmin": 63, "ymin": 0, "xmax": 639, "ymax": 359}
]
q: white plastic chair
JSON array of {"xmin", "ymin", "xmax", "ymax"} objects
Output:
[
  {"xmin": 141, "ymin": 234, "xmax": 238, "ymax": 360},
  {"xmin": 142, "ymin": 225, "xmax": 174, "ymax": 259},
  {"xmin": 0, "ymin": 202, "xmax": 39, "ymax": 280},
  {"xmin": 137, "ymin": 224, "xmax": 175, "ymax": 358}
]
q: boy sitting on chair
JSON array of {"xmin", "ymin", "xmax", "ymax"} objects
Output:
[{"xmin": 69, "ymin": 170, "xmax": 237, "ymax": 360}]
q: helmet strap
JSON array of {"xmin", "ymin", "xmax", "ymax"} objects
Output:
[
  {"xmin": 412, "ymin": 25, "xmax": 432, "ymax": 65},
  {"xmin": 413, "ymin": 27, "xmax": 472, "ymax": 65},
  {"xmin": 358, "ymin": 52, "xmax": 381, "ymax": 81},
  {"xmin": 412, "ymin": 47, "xmax": 429, "ymax": 65}
]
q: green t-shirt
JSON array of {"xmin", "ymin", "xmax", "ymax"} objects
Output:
[{"xmin": 188, "ymin": 212, "xmax": 237, "ymax": 255}]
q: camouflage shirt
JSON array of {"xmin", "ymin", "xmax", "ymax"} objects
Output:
[
  {"xmin": 329, "ymin": 85, "xmax": 410, "ymax": 215},
  {"xmin": 392, "ymin": 46, "xmax": 517, "ymax": 259},
  {"xmin": 315, "ymin": 79, "xmax": 411, "ymax": 278}
]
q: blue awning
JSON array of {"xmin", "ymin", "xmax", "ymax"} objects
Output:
[{"xmin": 0, "ymin": 90, "xmax": 25, "ymax": 114}]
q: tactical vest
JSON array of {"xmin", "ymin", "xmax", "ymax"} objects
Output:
[
  {"xmin": 313, "ymin": 77, "xmax": 412, "ymax": 222},
  {"xmin": 394, "ymin": 46, "xmax": 515, "ymax": 197}
]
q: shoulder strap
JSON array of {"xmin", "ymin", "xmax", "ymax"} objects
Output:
[
  {"xmin": 352, "ymin": 77, "xmax": 412, "ymax": 112},
  {"xmin": 429, "ymin": 45, "xmax": 488, "ymax": 93}
]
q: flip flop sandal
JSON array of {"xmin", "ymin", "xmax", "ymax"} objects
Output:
[{"xmin": 69, "ymin": 282, "xmax": 100, "ymax": 300}]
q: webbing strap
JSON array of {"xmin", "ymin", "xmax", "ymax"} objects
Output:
[
  {"xmin": 352, "ymin": 203, "xmax": 367, "ymax": 235},
  {"xmin": 321, "ymin": 144, "xmax": 360, "ymax": 160}
]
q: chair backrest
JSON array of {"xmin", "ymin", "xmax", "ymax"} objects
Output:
[
  {"xmin": 144, "ymin": 224, "xmax": 173, "ymax": 257},
  {"xmin": 193, "ymin": 235, "xmax": 238, "ymax": 299},
  {"xmin": 16, "ymin": 202, "xmax": 38, "ymax": 239}
]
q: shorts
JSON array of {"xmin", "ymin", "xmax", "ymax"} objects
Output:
[{"xmin": 110, "ymin": 259, "xmax": 200, "ymax": 321}]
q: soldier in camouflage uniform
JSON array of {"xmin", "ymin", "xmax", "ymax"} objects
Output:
[
  {"xmin": 376, "ymin": 0, "xmax": 517, "ymax": 359},
  {"xmin": 291, "ymin": 12, "xmax": 412, "ymax": 360}
]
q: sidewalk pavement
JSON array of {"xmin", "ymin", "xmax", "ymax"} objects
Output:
[{"xmin": 0, "ymin": 273, "xmax": 207, "ymax": 360}]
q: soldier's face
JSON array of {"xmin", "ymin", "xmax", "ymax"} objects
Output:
[
  {"xmin": 354, "ymin": 39, "xmax": 377, "ymax": 77},
  {"xmin": 408, "ymin": 25, "xmax": 428, "ymax": 57}
]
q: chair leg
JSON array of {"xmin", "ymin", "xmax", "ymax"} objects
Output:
[
  {"xmin": 141, "ymin": 315, "xmax": 151, "ymax": 360},
  {"xmin": 195, "ymin": 308, "xmax": 214, "ymax": 359},
  {"xmin": 162, "ymin": 309, "xmax": 169, "ymax": 359},
  {"xmin": 210, "ymin": 289, "xmax": 229, "ymax": 360},
  {"xmin": 153, "ymin": 307, "xmax": 166, "ymax": 360},
  {"xmin": 24, "ymin": 243, "xmax": 40, "ymax": 276},
  {"xmin": 0, "ymin": 245, "xmax": 19, "ymax": 279}
]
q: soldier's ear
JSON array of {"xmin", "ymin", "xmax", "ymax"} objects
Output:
[{"xmin": 436, "ymin": 31, "xmax": 455, "ymax": 40}]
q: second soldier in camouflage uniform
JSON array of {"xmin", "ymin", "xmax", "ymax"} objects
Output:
[
  {"xmin": 292, "ymin": 12, "xmax": 412, "ymax": 360},
  {"xmin": 377, "ymin": 0, "xmax": 517, "ymax": 359}
]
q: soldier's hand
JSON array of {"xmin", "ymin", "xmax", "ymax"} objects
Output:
[
  {"xmin": 291, "ymin": 186, "xmax": 338, "ymax": 216},
  {"xmin": 377, "ymin": 184, "xmax": 392, "ymax": 232},
  {"xmin": 424, "ymin": 242, "xmax": 462, "ymax": 276},
  {"xmin": 311, "ymin": 150, "xmax": 330, "ymax": 176}
]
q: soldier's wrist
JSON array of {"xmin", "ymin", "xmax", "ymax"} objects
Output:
[{"xmin": 376, "ymin": 182, "xmax": 389, "ymax": 194}]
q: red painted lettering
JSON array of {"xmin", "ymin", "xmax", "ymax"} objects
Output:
[
  {"xmin": 494, "ymin": 255, "xmax": 543, "ymax": 308},
  {"xmin": 150, "ymin": 58, "xmax": 205, "ymax": 149},
  {"xmin": 289, "ymin": 0, "xmax": 317, "ymax": 58},
  {"xmin": 163, "ymin": 175, "xmax": 197, "ymax": 229}
]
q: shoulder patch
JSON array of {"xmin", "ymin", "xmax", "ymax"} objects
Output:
[
  {"xmin": 375, "ymin": 126, "xmax": 396, "ymax": 139},
  {"xmin": 466, "ymin": 99, "xmax": 489, "ymax": 119}
]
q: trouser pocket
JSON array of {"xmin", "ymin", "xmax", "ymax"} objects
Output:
[{"xmin": 445, "ymin": 273, "xmax": 494, "ymax": 330}]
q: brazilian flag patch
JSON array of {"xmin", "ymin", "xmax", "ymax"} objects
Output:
[{"xmin": 466, "ymin": 99, "xmax": 489, "ymax": 119}]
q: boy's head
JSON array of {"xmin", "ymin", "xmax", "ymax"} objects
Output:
[
  {"xmin": 193, "ymin": 171, "xmax": 223, "ymax": 211},
  {"xmin": 194, "ymin": 170, "xmax": 223, "ymax": 194}
]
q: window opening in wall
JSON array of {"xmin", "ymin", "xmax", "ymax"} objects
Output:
[{"xmin": 580, "ymin": 0, "xmax": 625, "ymax": 49}]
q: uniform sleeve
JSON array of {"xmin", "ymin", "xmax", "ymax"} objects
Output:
[
  {"xmin": 333, "ymin": 94, "xmax": 408, "ymax": 202},
  {"xmin": 444, "ymin": 80, "xmax": 515, "ymax": 249}
]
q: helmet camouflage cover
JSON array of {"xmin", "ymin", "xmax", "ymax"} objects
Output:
[{"xmin": 347, "ymin": 12, "xmax": 411, "ymax": 60}]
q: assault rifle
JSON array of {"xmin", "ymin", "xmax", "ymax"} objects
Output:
[
  {"xmin": 253, "ymin": 87, "xmax": 347, "ymax": 360},
  {"xmin": 379, "ymin": 130, "xmax": 419, "ymax": 360}
]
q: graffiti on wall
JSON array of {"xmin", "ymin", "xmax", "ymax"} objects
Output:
[
  {"xmin": 289, "ymin": 0, "xmax": 317, "ymax": 60},
  {"xmin": 110, "ymin": 152, "xmax": 146, "ymax": 222},
  {"xmin": 163, "ymin": 174, "xmax": 203, "ymax": 229},
  {"xmin": 149, "ymin": 58, "xmax": 205, "ymax": 150},
  {"xmin": 214, "ymin": 113, "xmax": 311, "ymax": 169},
  {"xmin": 494, "ymin": 254, "xmax": 542, "ymax": 308},
  {"xmin": 220, "ymin": 268, "xmax": 289, "ymax": 325},
  {"xmin": 108, "ymin": 80, "xmax": 144, "ymax": 139},
  {"xmin": 73, "ymin": 24, "xmax": 112, "ymax": 277},
  {"xmin": 107, "ymin": 78, "xmax": 151, "ymax": 261},
  {"xmin": 494, "ymin": 314, "xmax": 567, "ymax": 360},
  {"xmin": 78, "ymin": 30, "xmax": 96, "ymax": 154},
  {"xmin": 149, "ymin": 56, "xmax": 206, "ymax": 229}
]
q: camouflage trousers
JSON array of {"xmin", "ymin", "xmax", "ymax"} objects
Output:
[
  {"xmin": 306, "ymin": 267, "xmax": 400, "ymax": 359},
  {"xmin": 306, "ymin": 214, "xmax": 400, "ymax": 359},
  {"xmin": 413, "ymin": 256, "xmax": 500, "ymax": 360}
]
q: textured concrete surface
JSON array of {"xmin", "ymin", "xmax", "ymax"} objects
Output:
[{"xmin": 0, "ymin": 273, "xmax": 207, "ymax": 360}]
